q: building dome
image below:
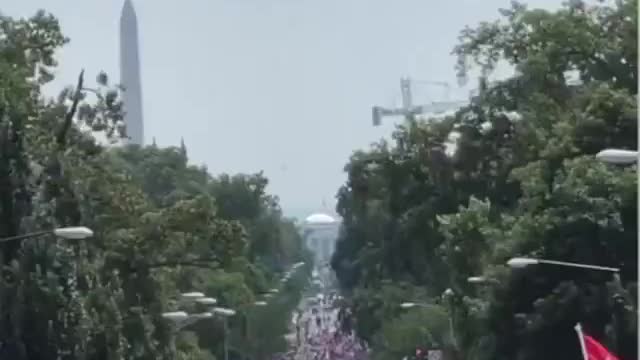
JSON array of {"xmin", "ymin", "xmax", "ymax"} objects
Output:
[{"xmin": 305, "ymin": 213, "xmax": 337, "ymax": 225}]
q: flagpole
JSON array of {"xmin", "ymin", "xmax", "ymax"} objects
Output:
[{"xmin": 574, "ymin": 323, "xmax": 588, "ymax": 360}]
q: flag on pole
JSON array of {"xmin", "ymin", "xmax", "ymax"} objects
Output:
[{"xmin": 574, "ymin": 323, "xmax": 619, "ymax": 360}]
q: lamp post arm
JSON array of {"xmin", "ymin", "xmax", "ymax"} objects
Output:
[
  {"xmin": 0, "ymin": 230, "xmax": 52, "ymax": 243},
  {"xmin": 538, "ymin": 259, "xmax": 620, "ymax": 272}
]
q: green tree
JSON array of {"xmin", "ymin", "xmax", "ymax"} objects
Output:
[
  {"xmin": 332, "ymin": 1, "xmax": 637, "ymax": 359},
  {"xmin": 0, "ymin": 10, "xmax": 310, "ymax": 360}
]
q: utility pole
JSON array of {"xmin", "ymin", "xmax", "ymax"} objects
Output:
[{"xmin": 372, "ymin": 77, "xmax": 468, "ymax": 126}]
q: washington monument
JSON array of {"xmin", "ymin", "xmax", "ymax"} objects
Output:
[{"xmin": 120, "ymin": 0, "xmax": 144, "ymax": 145}]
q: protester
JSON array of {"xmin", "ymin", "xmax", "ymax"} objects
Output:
[{"xmin": 277, "ymin": 286, "xmax": 369, "ymax": 360}]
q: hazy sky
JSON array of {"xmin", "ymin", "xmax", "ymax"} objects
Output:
[{"xmin": 5, "ymin": 0, "xmax": 562, "ymax": 219}]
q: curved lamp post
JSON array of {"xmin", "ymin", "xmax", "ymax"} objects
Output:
[
  {"xmin": 507, "ymin": 256, "xmax": 627, "ymax": 350},
  {"xmin": 400, "ymin": 302, "xmax": 428, "ymax": 309},
  {"xmin": 180, "ymin": 292, "xmax": 205, "ymax": 301},
  {"xmin": 244, "ymin": 300, "xmax": 269, "ymax": 359},
  {"xmin": 400, "ymin": 300, "xmax": 457, "ymax": 349},
  {"xmin": 0, "ymin": 226, "xmax": 94, "ymax": 243},
  {"xmin": 162, "ymin": 311, "xmax": 212, "ymax": 328},
  {"xmin": 507, "ymin": 257, "xmax": 623, "ymax": 292},
  {"xmin": 196, "ymin": 297, "xmax": 218, "ymax": 306},
  {"xmin": 162, "ymin": 311, "xmax": 189, "ymax": 323},
  {"xmin": 212, "ymin": 307, "xmax": 237, "ymax": 360},
  {"xmin": 507, "ymin": 257, "xmax": 620, "ymax": 273},
  {"xmin": 467, "ymin": 276, "xmax": 500, "ymax": 285},
  {"xmin": 441, "ymin": 289, "xmax": 457, "ymax": 348},
  {"xmin": 162, "ymin": 311, "xmax": 213, "ymax": 357},
  {"xmin": 596, "ymin": 149, "xmax": 638, "ymax": 165}
]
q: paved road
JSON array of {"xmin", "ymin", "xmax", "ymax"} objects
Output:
[{"xmin": 281, "ymin": 292, "xmax": 368, "ymax": 360}]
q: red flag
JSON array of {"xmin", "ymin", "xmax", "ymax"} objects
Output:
[
  {"xmin": 583, "ymin": 334, "xmax": 619, "ymax": 360},
  {"xmin": 575, "ymin": 323, "xmax": 619, "ymax": 360}
]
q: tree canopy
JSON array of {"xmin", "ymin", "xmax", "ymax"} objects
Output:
[
  {"xmin": 332, "ymin": 1, "xmax": 637, "ymax": 359},
  {"xmin": 0, "ymin": 10, "xmax": 309, "ymax": 360}
]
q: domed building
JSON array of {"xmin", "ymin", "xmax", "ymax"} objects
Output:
[
  {"xmin": 302, "ymin": 211, "xmax": 340, "ymax": 272},
  {"xmin": 304, "ymin": 213, "xmax": 338, "ymax": 228}
]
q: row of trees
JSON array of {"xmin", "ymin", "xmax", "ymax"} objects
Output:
[
  {"xmin": 0, "ymin": 10, "xmax": 310, "ymax": 360},
  {"xmin": 331, "ymin": 1, "xmax": 637, "ymax": 360}
]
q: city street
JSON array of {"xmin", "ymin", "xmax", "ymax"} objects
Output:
[{"xmin": 278, "ymin": 271, "xmax": 368, "ymax": 360}]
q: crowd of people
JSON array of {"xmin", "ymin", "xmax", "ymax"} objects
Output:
[{"xmin": 274, "ymin": 289, "xmax": 369, "ymax": 360}]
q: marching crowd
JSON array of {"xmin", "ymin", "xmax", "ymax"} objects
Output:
[{"xmin": 275, "ymin": 292, "xmax": 369, "ymax": 360}]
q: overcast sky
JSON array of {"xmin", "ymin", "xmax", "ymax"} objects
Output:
[{"xmin": 4, "ymin": 0, "xmax": 563, "ymax": 219}]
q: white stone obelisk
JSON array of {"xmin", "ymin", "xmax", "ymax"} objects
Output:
[{"xmin": 120, "ymin": 0, "xmax": 144, "ymax": 145}]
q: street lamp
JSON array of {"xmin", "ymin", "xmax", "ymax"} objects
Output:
[
  {"xmin": 507, "ymin": 256, "xmax": 627, "ymax": 349},
  {"xmin": 190, "ymin": 312, "xmax": 213, "ymax": 320},
  {"xmin": 440, "ymin": 289, "xmax": 458, "ymax": 349},
  {"xmin": 467, "ymin": 276, "xmax": 500, "ymax": 285},
  {"xmin": 507, "ymin": 257, "xmax": 623, "ymax": 293},
  {"xmin": 400, "ymin": 302, "xmax": 424, "ymax": 309},
  {"xmin": 162, "ymin": 311, "xmax": 213, "ymax": 357},
  {"xmin": 196, "ymin": 297, "xmax": 218, "ymax": 306},
  {"xmin": 162, "ymin": 311, "xmax": 189, "ymax": 323},
  {"xmin": 244, "ymin": 301, "xmax": 270, "ymax": 359},
  {"xmin": 213, "ymin": 307, "xmax": 236, "ymax": 360},
  {"xmin": 595, "ymin": 149, "xmax": 638, "ymax": 164},
  {"xmin": 162, "ymin": 311, "xmax": 213, "ymax": 328},
  {"xmin": 181, "ymin": 292, "xmax": 205, "ymax": 301},
  {"xmin": 507, "ymin": 257, "xmax": 620, "ymax": 273},
  {"xmin": 400, "ymin": 300, "xmax": 457, "ymax": 348},
  {"xmin": 0, "ymin": 226, "xmax": 94, "ymax": 243}
]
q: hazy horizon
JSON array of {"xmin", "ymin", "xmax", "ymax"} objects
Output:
[{"xmin": 4, "ymin": 0, "xmax": 564, "ymax": 217}]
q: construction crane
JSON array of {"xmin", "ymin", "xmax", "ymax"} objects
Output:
[{"xmin": 372, "ymin": 77, "xmax": 468, "ymax": 126}]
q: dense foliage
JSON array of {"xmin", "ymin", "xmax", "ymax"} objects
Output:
[
  {"xmin": 0, "ymin": 10, "xmax": 309, "ymax": 360},
  {"xmin": 332, "ymin": 1, "xmax": 638, "ymax": 360}
]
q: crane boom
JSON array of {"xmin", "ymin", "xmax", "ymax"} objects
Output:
[{"xmin": 371, "ymin": 77, "xmax": 467, "ymax": 126}]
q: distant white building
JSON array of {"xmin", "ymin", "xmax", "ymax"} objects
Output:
[{"xmin": 302, "ymin": 212, "xmax": 340, "ymax": 270}]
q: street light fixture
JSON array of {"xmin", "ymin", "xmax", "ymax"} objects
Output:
[
  {"xmin": 400, "ymin": 300, "xmax": 457, "ymax": 347},
  {"xmin": 400, "ymin": 302, "xmax": 418, "ymax": 309},
  {"xmin": 162, "ymin": 311, "xmax": 212, "ymax": 324},
  {"xmin": 212, "ymin": 307, "xmax": 236, "ymax": 360},
  {"xmin": 467, "ymin": 276, "xmax": 500, "ymax": 285},
  {"xmin": 440, "ymin": 289, "xmax": 458, "ymax": 349},
  {"xmin": 213, "ymin": 307, "xmax": 236, "ymax": 317},
  {"xmin": 162, "ymin": 311, "xmax": 213, "ymax": 357},
  {"xmin": 0, "ymin": 226, "xmax": 94, "ymax": 243},
  {"xmin": 162, "ymin": 311, "xmax": 189, "ymax": 322},
  {"xmin": 190, "ymin": 312, "xmax": 213, "ymax": 320},
  {"xmin": 244, "ymin": 300, "xmax": 270, "ymax": 358},
  {"xmin": 506, "ymin": 257, "xmax": 540, "ymax": 268},
  {"xmin": 399, "ymin": 302, "xmax": 434, "ymax": 309},
  {"xmin": 507, "ymin": 257, "xmax": 620, "ymax": 273},
  {"xmin": 181, "ymin": 292, "xmax": 205, "ymax": 301},
  {"xmin": 196, "ymin": 297, "xmax": 218, "ymax": 306},
  {"xmin": 54, "ymin": 227, "xmax": 94, "ymax": 239},
  {"xmin": 596, "ymin": 149, "xmax": 638, "ymax": 164}
]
